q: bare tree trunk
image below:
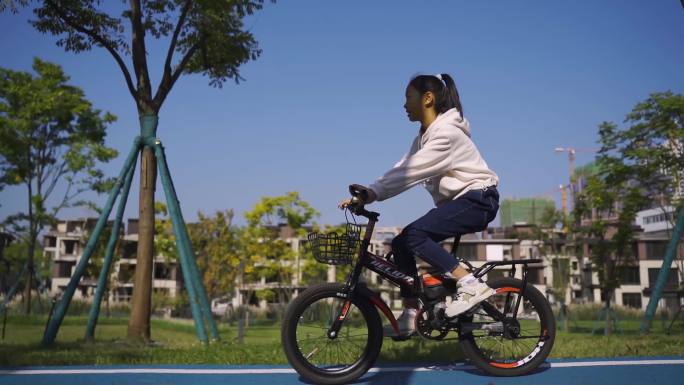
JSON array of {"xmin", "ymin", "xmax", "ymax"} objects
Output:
[
  {"xmin": 237, "ymin": 306, "xmax": 245, "ymax": 343},
  {"xmin": 125, "ymin": 0, "xmax": 157, "ymax": 341},
  {"xmin": 106, "ymin": 288, "xmax": 111, "ymax": 318},
  {"xmin": 237, "ymin": 260, "xmax": 245, "ymax": 344},
  {"xmin": 604, "ymin": 257, "xmax": 614, "ymax": 336},
  {"xmin": 128, "ymin": 146, "xmax": 156, "ymax": 341},
  {"xmin": 604, "ymin": 293, "xmax": 613, "ymax": 336},
  {"xmin": 24, "ymin": 178, "xmax": 36, "ymax": 315},
  {"xmin": 23, "ymin": 238, "xmax": 35, "ymax": 315}
]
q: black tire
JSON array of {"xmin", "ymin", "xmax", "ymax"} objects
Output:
[
  {"xmin": 281, "ymin": 283, "xmax": 383, "ymax": 385},
  {"xmin": 459, "ymin": 277, "xmax": 556, "ymax": 376}
]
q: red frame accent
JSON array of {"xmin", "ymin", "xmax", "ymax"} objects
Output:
[
  {"xmin": 422, "ymin": 274, "xmax": 443, "ymax": 286},
  {"xmin": 368, "ymin": 296, "xmax": 399, "ymax": 335},
  {"xmin": 488, "ymin": 286, "xmax": 535, "ymax": 369},
  {"xmin": 495, "ymin": 287, "xmax": 521, "ymax": 294},
  {"xmin": 338, "ymin": 300, "xmax": 352, "ymax": 320},
  {"xmin": 490, "ymin": 361, "xmax": 520, "ymax": 369}
]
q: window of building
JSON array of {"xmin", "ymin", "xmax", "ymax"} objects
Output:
[
  {"xmin": 265, "ymin": 274, "xmax": 279, "ymax": 284},
  {"xmin": 572, "ymin": 261, "xmax": 578, "ymax": 271},
  {"xmin": 63, "ymin": 239, "xmax": 78, "ymax": 255},
  {"xmin": 121, "ymin": 241, "xmax": 136, "ymax": 259},
  {"xmin": 573, "ymin": 290, "xmax": 582, "ymax": 299},
  {"xmin": 620, "ymin": 266, "xmax": 640, "ymax": 285},
  {"xmin": 45, "ymin": 236, "xmax": 57, "ymax": 247},
  {"xmin": 648, "ymin": 268, "xmax": 679, "ymax": 289},
  {"xmin": 622, "ymin": 293, "xmax": 642, "ymax": 309},
  {"xmin": 644, "ymin": 212, "xmax": 674, "ymax": 225},
  {"xmin": 54, "ymin": 261, "xmax": 75, "ymax": 278},
  {"xmin": 154, "ymin": 263, "xmax": 172, "ymax": 280},
  {"xmin": 115, "ymin": 287, "xmax": 133, "ymax": 302},
  {"xmin": 645, "ymin": 241, "xmax": 668, "ymax": 260}
]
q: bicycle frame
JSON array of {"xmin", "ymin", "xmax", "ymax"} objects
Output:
[{"xmin": 327, "ymin": 206, "xmax": 543, "ymax": 338}]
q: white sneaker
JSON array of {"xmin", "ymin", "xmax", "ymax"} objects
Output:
[
  {"xmin": 383, "ymin": 309, "xmax": 417, "ymax": 337},
  {"xmin": 444, "ymin": 280, "xmax": 495, "ymax": 318}
]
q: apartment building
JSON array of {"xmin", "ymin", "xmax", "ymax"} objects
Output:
[
  {"xmin": 566, "ymin": 204, "xmax": 683, "ymax": 312},
  {"xmin": 44, "ymin": 208, "xmax": 682, "ymax": 314},
  {"xmin": 44, "ymin": 218, "xmax": 183, "ymax": 302}
]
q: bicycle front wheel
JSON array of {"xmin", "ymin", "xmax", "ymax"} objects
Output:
[
  {"xmin": 281, "ymin": 283, "xmax": 383, "ymax": 385},
  {"xmin": 459, "ymin": 277, "xmax": 556, "ymax": 376}
]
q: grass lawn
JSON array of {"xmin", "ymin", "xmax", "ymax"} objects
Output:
[{"xmin": 1, "ymin": 315, "xmax": 683, "ymax": 366}]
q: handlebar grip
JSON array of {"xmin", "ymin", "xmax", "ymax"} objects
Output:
[{"xmin": 349, "ymin": 184, "xmax": 370, "ymax": 201}]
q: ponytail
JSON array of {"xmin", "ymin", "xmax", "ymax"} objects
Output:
[{"xmin": 438, "ymin": 73, "xmax": 463, "ymax": 117}]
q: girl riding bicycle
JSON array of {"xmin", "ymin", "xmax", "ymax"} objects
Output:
[{"xmin": 340, "ymin": 73, "xmax": 500, "ymax": 337}]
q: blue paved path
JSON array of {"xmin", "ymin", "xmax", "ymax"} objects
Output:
[{"xmin": 1, "ymin": 357, "xmax": 683, "ymax": 384}]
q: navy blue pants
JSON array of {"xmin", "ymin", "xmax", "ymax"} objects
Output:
[{"xmin": 392, "ymin": 186, "xmax": 500, "ymax": 298}]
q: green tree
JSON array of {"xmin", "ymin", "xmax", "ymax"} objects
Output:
[
  {"xmin": 0, "ymin": 58, "xmax": 117, "ymax": 314},
  {"xmin": 572, "ymin": 146, "xmax": 647, "ymax": 335},
  {"xmin": 0, "ymin": 236, "xmax": 45, "ymax": 302},
  {"xmin": 570, "ymin": 92, "xmax": 684, "ymax": 334},
  {"xmin": 241, "ymin": 192, "xmax": 319, "ymax": 303},
  {"xmin": 3, "ymin": 0, "xmax": 273, "ymax": 339},
  {"xmin": 534, "ymin": 206, "xmax": 572, "ymax": 331},
  {"xmin": 597, "ymin": 91, "xmax": 684, "ymax": 287},
  {"xmin": 235, "ymin": 192, "xmax": 318, "ymax": 342},
  {"xmin": 189, "ymin": 209, "xmax": 239, "ymax": 299},
  {"xmin": 153, "ymin": 202, "xmax": 178, "ymax": 262}
]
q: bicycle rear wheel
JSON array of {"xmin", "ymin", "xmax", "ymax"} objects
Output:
[
  {"xmin": 459, "ymin": 277, "xmax": 555, "ymax": 376},
  {"xmin": 281, "ymin": 283, "xmax": 382, "ymax": 385}
]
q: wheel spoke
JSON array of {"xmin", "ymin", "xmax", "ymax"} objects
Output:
[
  {"xmin": 291, "ymin": 293, "xmax": 373, "ymax": 372},
  {"xmin": 463, "ymin": 284, "xmax": 551, "ymax": 367}
]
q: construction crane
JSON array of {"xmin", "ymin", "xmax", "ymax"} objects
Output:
[
  {"xmin": 537, "ymin": 184, "xmax": 567, "ymax": 215},
  {"xmin": 554, "ymin": 147, "xmax": 599, "ymax": 213}
]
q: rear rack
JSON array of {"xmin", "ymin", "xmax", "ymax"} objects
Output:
[
  {"xmin": 469, "ymin": 259, "xmax": 543, "ymax": 279},
  {"xmin": 450, "ymin": 234, "xmax": 543, "ymax": 290}
]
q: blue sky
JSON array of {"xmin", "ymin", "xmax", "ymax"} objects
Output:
[{"xmin": 1, "ymin": 1, "xmax": 683, "ymax": 228}]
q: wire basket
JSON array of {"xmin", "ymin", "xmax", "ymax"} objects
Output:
[{"xmin": 307, "ymin": 223, "xmax": 364, "ymax": 265}]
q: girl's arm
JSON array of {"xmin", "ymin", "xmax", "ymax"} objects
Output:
[{"xmin": 369, "ymin": 132, "xmax": 453, "ymax": 201}]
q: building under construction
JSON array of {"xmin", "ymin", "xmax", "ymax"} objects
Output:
[{"xmin": 500, "ymin": 197, "xmax": 556, "ymax": 227}]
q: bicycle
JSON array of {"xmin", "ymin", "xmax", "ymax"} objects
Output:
[{"xmin": 281, "ymin": 185, "xmax": 556, "ymax": 384}]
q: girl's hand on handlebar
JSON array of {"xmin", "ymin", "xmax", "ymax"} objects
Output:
[
  {"xmin": 338, "ymin": 198, "xmax": 355, "ymax": 209},
  {"xmin": 338, "ymin": 186, "xmax": 377, "ymax": 209}
]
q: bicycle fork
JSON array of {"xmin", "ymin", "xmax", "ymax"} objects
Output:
[{"xmin": 326, "ymin": 282, "xmax": 400, "ymax": 338}]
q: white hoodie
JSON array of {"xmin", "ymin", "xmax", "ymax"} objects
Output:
[{"xmin": 369, "ymin": 108, "xmax": 499, "ymax": 206}]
